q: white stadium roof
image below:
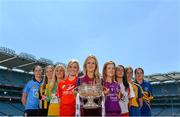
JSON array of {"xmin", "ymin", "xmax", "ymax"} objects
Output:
[
  {"xmin": 144, "ymin": 72, "xmax": 180, "ymax": 83},
  {"xmin": 0, "ymin": 47, "xmax": 65, "ymax": 72}
]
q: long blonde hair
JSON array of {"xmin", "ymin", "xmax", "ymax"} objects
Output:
[
  {"xmin": 66, "ymin": 59, "xmax": 79, "ymax": 77},
  {"xmin": 43, "ymin": 65, "xmax": 54, "ymax": 91},
  {"xmin": 83, "ymin": 55, "xmax": 100, "ymax": 83},
  {"xmin": 102, "ymin": 61, "xmax": 116, "ymax": 82},
  {"xmin": 50, "ymin": 64, "xmax": 65, "ymax": 92}
]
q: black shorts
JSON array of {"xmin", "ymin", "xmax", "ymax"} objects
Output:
[
  {"xmin": 38, "ymin": 109, "xmax": 48, "ymax": 116},
  {"xmin": 81, "ymin": 107, "xmax": 102, "ymax": 116},
  {"xmin": 24, "ymin": 109, "xmax": 39, "ymax": 116}
]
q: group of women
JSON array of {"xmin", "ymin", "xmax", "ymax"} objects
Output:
[{"xmin": 21, "ymin": 55, "xmax": 153, "ymax": 116}]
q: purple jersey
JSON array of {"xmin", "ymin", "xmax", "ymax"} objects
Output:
[{"xmin": 104, "ymin": 81, "xmax": 121, "ymax": 114}]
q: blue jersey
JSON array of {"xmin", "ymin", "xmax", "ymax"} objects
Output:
[
  {"xmin": 135, "ymin": 80, "xmax": 153, "ymax": 116},
  {"xmin": 23, "ymin": 78, "xmax": 42, "ymax": 110}
]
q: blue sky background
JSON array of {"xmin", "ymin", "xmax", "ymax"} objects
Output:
[{"xmin": 0, "ymin": 0, "xmax": 179, "ymax": 75}]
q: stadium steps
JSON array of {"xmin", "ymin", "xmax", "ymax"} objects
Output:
[
  {"xmin": 155, "ymin": 106, "xmax": 180, "ymax": 116},
  {"xmin": 6, "ymin": 102, "xmax": 24, "ymax": 112},
  {"xmin": 0, "ymin": 111, "xmax": 7, "ymax": 116},
  {"xmin": 152, "ymin": 107, "xmax": 165, "ymax": 116},
  {"xmin": 0, "ymin": 101, "xmax": 24, "ymax": 116}
]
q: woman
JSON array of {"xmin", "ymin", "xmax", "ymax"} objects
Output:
[
  {"xmin": 38, "ymin": 65, "xmax": 54, "ymax": 116},
  {"xmin": 125, "ymin": 67, "xmax": 143, "ymax": 116},
  {"xmin": 134, "ymin": 67, "xmax": 153, "ymax": 116},
  {"xmin": 78, "ymin": 55, "xmax": 102, "ymax": 116},
  {"xmin": 57, "ymin": 59, "xmax": 79, "ymax": 116},
  {"xmin": 21, "ymin": 65, "xmax": 43, "ymax": 116},
  {"xmin": 115, "ymin": 65, "xmax": 135, "ymax": 116},
  {"xmin": 103, "ymin": 61, "xmax": 121, "ymax": 116},
  {"xmin": 48, "ymin": 64, "xmax": 65, "ymax": 116}
]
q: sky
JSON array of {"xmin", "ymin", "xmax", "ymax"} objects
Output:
[{"xmin": 0, "ymin": 0, "xmax": 179, "ymax": 75}]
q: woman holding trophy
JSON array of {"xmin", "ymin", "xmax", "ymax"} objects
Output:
[{"xmin": 78, "ymin": 55, "xmax": 102, "ymax": 116}]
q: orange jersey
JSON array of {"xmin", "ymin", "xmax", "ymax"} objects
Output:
[{"xmin": 57, "ymin": 77, "xmax": 78, "ymax": 116}]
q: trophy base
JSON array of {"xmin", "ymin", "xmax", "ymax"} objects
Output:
[{"xmin": 83, "ymin": 104, "xmax": 99, "ymax": 109}]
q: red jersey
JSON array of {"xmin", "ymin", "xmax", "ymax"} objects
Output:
[{"xmin": 57, "ymin": 77, "xmax": 78, "ymax": 116}]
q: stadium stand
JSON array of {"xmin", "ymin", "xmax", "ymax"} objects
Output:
[
  {"xmin": 0, "ymin": 46, "xmax": 62, "ymax": 116},
  {"xmin": 0, "ymin": 68, "xmax": 32, "ymax": 87},
  {"xmin": 147, "ymin": 74, "xmax": 180, "ymax": 116},
  {"xmin": 0, "ymin": 46, "xmax": 180, "ymax": 116}
]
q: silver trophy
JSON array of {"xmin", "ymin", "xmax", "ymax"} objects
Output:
[{"xmin": 79, "ymin": 84, "xmax": 102, "ymax": 109}]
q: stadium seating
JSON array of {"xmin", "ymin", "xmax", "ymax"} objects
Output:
[
  {"xmin": 153, "ymin": 106, "xmax": 180, "ymax": 116},
  {"xmin": 153, "ymin": 82, "xmax": 180, "ymax": 97},
  {"xmin": 151, "ymin": 82, "xmax": 180, "ymax": 116},
  {"xmin": 0, "ymin": 69, "xmax": 32, "ymax": 87}
]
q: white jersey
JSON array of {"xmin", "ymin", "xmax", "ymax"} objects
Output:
[{"xmin": 119, "ymin": 82, "xmax": 135, "ymax": 114}]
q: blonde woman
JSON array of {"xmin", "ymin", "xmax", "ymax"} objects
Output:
[
  {"xmin": 81, "ymin": 55, "xmax": 100, "ymax": 84},
  {"xmin": 39, "ymin": 65, "xmax": 54, "ymax": 116},
  {"xmin": 57, "ymin": 59, "xmax": 79, "ymax": 116},
  {"xmin": 48, "ymin": 64, "xmax": 66, "ymax": 116},
  {"xmin": 78, "ymin": 55, "xmax": 102, "ymax": 116}
]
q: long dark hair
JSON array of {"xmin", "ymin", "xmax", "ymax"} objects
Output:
[
  {"xmin": 135, "ymin": 67, "xmax": 144, "ymax": 75},
  {"xmin": 115, "ymin": 65, "xmax": 129, "ymax": 91}
]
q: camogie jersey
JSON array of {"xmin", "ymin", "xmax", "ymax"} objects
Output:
[
  {"xmin": 129, "ymin": 81, "xmax": 143, "ymax": 107},
  {"xmin": 48, "ymin": 83, "xmax": 59, "ymax": 116},
  {"xmin": 119, "ymin": 82, "xmax": 135, "ymax": 114},
  {"xmin": 79, "ymin": 75, "xmax": 97, "ymax": 85},
  {"xmin": 57, "ymin": 77, "xmax": 78, "ymax": 116},
  {"xmin": 135, "ymin": 80, "xmax": 153, "ymax": 116},
  {"xmin": 103, "ymin": 81, "xmax": 121, "ymax": 115},
  {"xmin": 128, "ymin": 81, "xmax": 143, "ymax": 116},
  {"xmin": 23, "ymin": 77, "xmax": 42, "ymax": 110}
]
